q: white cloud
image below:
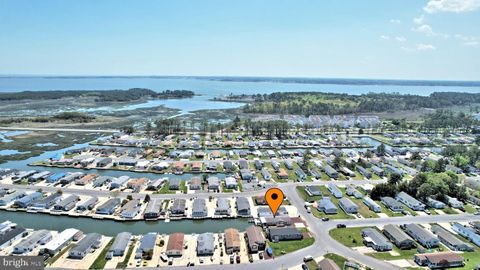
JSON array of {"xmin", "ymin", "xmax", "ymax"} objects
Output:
[
  {"xmin": 424, "ymin": 0, "xmax": 480, "ymax": 13},
  {"xmin": 455, "ymin": 34, "xmax": 480, "ymax": 46},
  {"xmin": 390, "ymin": 19, "xmax": 401, "ymax": 24},
  {"xmin": 380, "ymin": 35, "xmax": 390, "ymax": 40},
  {"xmin": 416, "ymin": 43, "xmax": 437, "ymax": 50},
  {"xmin": 395, "ymin": 36, "xmax": 407, "ymax": 42},
  {"xmin": 413, "ymin": 15, "xmax": 425, "ymax": 25},
  {"xmin": 413, "ymin": 24, "xmax": 435, "ymax": 35}
]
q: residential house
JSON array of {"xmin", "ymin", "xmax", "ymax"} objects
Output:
[
  {"xmin": 224, "ymin": 228, "xmax": 241, "ymax": 254},
  {"xmin": 338, "ymin": 197, "xmax": 358, "ymax": 214},
  {"xmin": 431, "ymin": 225, "xmax": 473, "ymax": 252},
  {"xmin": 268, "ymin": 227, "xmax": 303, "ymax": 242},
  {"xmin": 13, "ymin": 230, "xmax": 52, "ymax": 254},
  {"xmin": 317, "ymin": 197, "xmax": 338, "ymax": 214},
  {"xmin": 95, "ymin": 198, "xmax": 121, "ymax": 215},
  {"xmin": 170, "ymin": 199, "xmax": 186, "ymax": 216},
  {"xmin": 192, "ymin": 199, "xmax": 208, "ymax": 218},
  {"xmin": 215, "ymin": 198, "xmax": 231, "ymax": 216},
  {"xmin": 363, "ymin": 196, "xmax": 381, "ymax": 213},
  {"xmin": 196, "ymin": 232, "xmax": 214, "ymax": 256},
  {"xmin": 403, "ymin": 224, "xmax": 439, "ymax": 248},
  {"xmin": 396, "ymin": 192, "xmax": 425, "ymax": 211},
  {"xmin": 236, "ymin": 197, "xmax": 251, "ymax": 216},
  {"xmin": 414, "ymin": 252, "xmax": 464, "ymax": 269},
  {"xmin": 108, "ymin": 232, "xmax": 131, "ymax": 257},
  {"xmin": 452, "ymin": 223, "xmax": 480, "ymax": 246},
  {"xmin": 381, "ymin": 197, "xmax": 404, "ymax": 212},
  {"xmin": 327, "ymin": 183, "xmax": 343, "ymax": 198},
  {"xmin": 166, "ymin": 233, "xmax": 184, "ymax": 257},
  {"xmin": 135, "ymin": 233, "xmax": 157, "ymax": 259},
  {"xmin": 43, "ymin": 228, "xmax": 80, "ymax": 256},
  {"xmin": 383, "ymin": 225, "xmax": 415, "ymax": 249},
  {"xmin": 245, "ymin": 225, "xmax": 266, "ymax": 253},
  {"xmin": 362, "ymin": 228, "xmax": 393, "ymax": 251}
]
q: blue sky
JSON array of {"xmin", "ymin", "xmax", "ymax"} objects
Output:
[{"xmin": 1, "ymin": 0, "xmax": 479, "ymax": 80}]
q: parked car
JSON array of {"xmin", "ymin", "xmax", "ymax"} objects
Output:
[
  {"xmin": 337, "ymin": 224, "xmax": 347, "ymax": 228},
  {"xmin": 321, "ymin": 217, "xmax": 330, "ymax": 222}
]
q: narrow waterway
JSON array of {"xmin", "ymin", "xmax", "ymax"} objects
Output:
[{"xmin": 0, "ymin": 210, "xmax": 250, "ymax": 236}]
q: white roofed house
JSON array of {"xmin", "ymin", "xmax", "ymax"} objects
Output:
[
  {"xmin": 445, "ymin": 195, "xmax": 464, "ymax": 209},
  {"xmin": 43, "ymin": 228, "xmax": 80, "ymax": 256},
  {"xmin": 362, "ymin": 228, "xmax": 392, "ymax": 251},
  {"xmin": 363, "ymin": 196, "xmax": 381, "ymax": 213},
  {"xmin": 224, "ymin": 176, "xmax": 238, "ymax": 189},
  {"xmin": 120, "ymin": 199, "xmax": 142, "ymax": 219}
]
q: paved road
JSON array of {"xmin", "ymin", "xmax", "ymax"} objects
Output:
[{"xmin": 0, "ymin": 127, "xmax": 119, "ymax": 133}]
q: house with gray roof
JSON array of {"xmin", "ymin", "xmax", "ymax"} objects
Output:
[
  {"xmin": 108, "ymin": 232, "xmax": 131, "ymax": 257},
  {"xmin": 0, "ymin": 191, "xmax": 25, "ymax": 206},
  {"xmin": 362, "ymin": 228, "xmax": 392, "ymax": 251},
  {"xmin": 135, "ymin": 233, "xmax": 157, "ymax": 259},
  {"xmin": 363, "ymin": 196, "xmax": 381, "ymax": 213},
  {"xmin": 69, "ymin": 233, "xmax": 102, "ymax": 259},
  {"xmin": 338, "ymin": 197, "xmax": 358, "ymax": 214},
  {"xmin": 32, "ymin": 192, "xmax": 62, "ymax": 209},
  {"xmin": 207, "ymin": 176, "xmax": 220, "ymax": 191},
  {"xmin": 169, "ymin": 178, "xmax": 181, "ymax": 190},
  {"xmin": 120, "ymin": 199, "xmax": 141, "ymax": 219},
  {"xmin": 196, "ymin": 232, "xmax": 214, "ymax": 256},
  {"xmin": 95, "ymin": 198, "xmax": 121, "ymax": 215},
  {"xmin": 13, "ymin": 230, "xmax": 52, "ymax": 254},
  {"xmin": 268, "ymin": 227, "xmax": 303, "ymax": 242},
  {"xmin": 327, "ymin": 183, "xmax": 343, "ymax": 198},
  {"xmin": 317, "ymin": 197, "xmax": 338, "ymax": 214},
  {"xmin": 14, "ymin": 192, "xmax": 42, "ymax": 208},
  {"xmin": 192, "ymin": 198, "xmax": 208, "ymax": 218},
  {"xmin": 144, "ymin": 199, "xmax": 162, "ymax": 219},
  {"xmin": 323, "ymin": 164, "xmax": 339, "ymax": 179},
  {"xmin": 76, "ymin": 196, "xmax": 98, "ymax": 212},
  {"xmin": 427, "ymin": 197, "xmax": 446, "ymax": 209},
  {"xmin": 170, "ymin": 199, "xmax": 186, "ymax": 216},
  {"xmin": 403, "ymin": 224, "xmax": 439, "ymax": 248},
  {"xmin": 431, "ymin": 225, "xmax": 473, "ymax": 252},
  {"xmin": 0, "ymin": 223, "xmax": 27, "ymax": 250},
  {"xmin": 396, "ymin": 192, "xmax": 425, "ymax": 211},
  {"xmin": 215, "ymin": 198, "xmax": 231, "ymax": 216},
  {"xmin": 381, "ymin": 197, "xmax": 404, "ymax": 212},
  {"xmin": 236, "ymin": 197, "xmax": 251, "ymax": 216},
  {"xmin": 383, "ymin": 224, "xmax": 415, "ymax": 249},
  {"xmin": 305, "ymin": 185, "xmax": 322, "ymax": 197}
]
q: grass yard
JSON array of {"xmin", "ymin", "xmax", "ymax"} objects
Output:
[
  {"xmin": 296, "ymin": 186, "xmax": 355, "ymax": 219},
  {"xmin": 267, "ymin": 237, "xmax": 315, "ymax": 257},
  {"xmin": 367, "ymin": 246, "xmax": 418, "ymax": 260},
  {"xmin": 116, "ymin": 243, "xmax": 135, "ymax": 269},
  {"xmin": 89, "ymin": 239, "xmax": 114, "ymax": 270},
  {"xmin": 323, "ymin": 253, "xmax": 348, "ymax": 269},
  {"xmin": 329, "ymin": 227, "xmax": 367, "ymax": 247}
]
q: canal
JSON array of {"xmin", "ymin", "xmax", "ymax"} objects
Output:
[{"xmin": 0, "ymin": 210, "xmax": 251, "ymax": 236}]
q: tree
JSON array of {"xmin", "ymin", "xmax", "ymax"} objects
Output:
[
  {"xmin": 126, "ymin": 195, "xmax": 133, "ymax": 201},
  {"xmin": 121, "ymin": 125, "xmax": 135, "ymax": 135},
  {"xmin": 144, "ymin": 194, "xmax": 151, "ymax": 203},
  {"xmin": 370, "ymin": 183, "xmax": 397, "ymax": 200},
  {"xmin": 376, "ymin": 143, "xmax": 386, "ymax": 156},
  {"xmin": 388, "ymin": 173, "xmax": 402, "ymax": 186},
  {"xmin": 434, "ymin": 158, "xmax": 446, "ymax": 173}
]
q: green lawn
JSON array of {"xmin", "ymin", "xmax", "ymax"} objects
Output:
[
  {"xmin": 89, "ymin": 239, "xmax": 114, "ymax": 270},
  {"xmin": 296, "ymin": 186, "xmax": 355, "ymax": 220},
  {"xmin": 267, "ymin": 237, "xmax": 315, "ymax": 257},
  {"xmin": 116, "ymin": 243, "xmax": 135, "ymax": 269},
  {"xmin": 323, "ymin": 253, "xmax": 348, "ymax": 269},
  {"xmin": 367, "ymin": 246, "xmax": 418, "ymax": 260},
  {"xmin": 460, "ymin": 250, "xmax": 480, "ymax": 270},
  {"xmin": 463, "ymin": 204, "xmax": 478, "ymax": 214},
  {"xmin": 329, "ymin": 227, "xmax": 367, "ymax": 247},
  {"xmin": 306, "ymin": 259, "xmax": 319, "ymax": 270}
]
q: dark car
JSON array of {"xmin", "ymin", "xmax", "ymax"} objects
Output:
[{"xmin": 337, "ymin": 224, "xmax": 347, "ymax": 228}]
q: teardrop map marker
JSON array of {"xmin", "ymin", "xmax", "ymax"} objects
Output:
[{"xmin": 265, "ymin": 187, "xmax": 285, "ymax": 218}]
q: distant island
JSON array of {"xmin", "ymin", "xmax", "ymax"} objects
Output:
[{"xmin": 0, "ymin": 88, "xmax": 194, "ymax": 102}]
